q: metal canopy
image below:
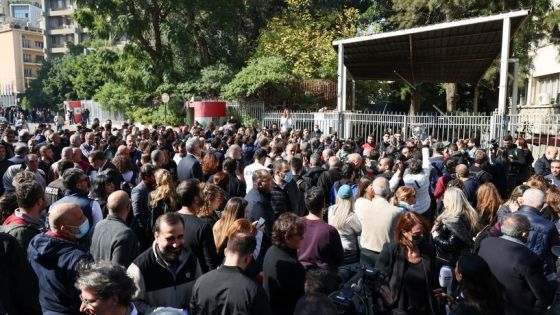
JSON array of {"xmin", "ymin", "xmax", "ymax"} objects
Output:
[{"xmin": 333, "ymin": 10, "xmax": 529, "ymax": 83}]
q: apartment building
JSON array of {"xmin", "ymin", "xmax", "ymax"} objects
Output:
[
  {"xmin": 0, "ymin": 21, "xmax": 44, "ymax": 106},
  {"xmin": 10, "ymin": 3, "xmax": 42, "ymax": 27},
  {"xmin": 41, "ymin": 0, "xmax": 87, "ymax": 58}
]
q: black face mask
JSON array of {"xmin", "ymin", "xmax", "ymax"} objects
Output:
[{"xmin": 411, "ymin": 234, "xmax": 424, "ymax": 247}]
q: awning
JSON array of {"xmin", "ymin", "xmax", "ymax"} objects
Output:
[{"xmin": 333, "ymin": 10, "xmax": 529, "ymax": 83}]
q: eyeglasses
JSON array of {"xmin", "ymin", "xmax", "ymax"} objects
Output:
[{"xmin": 79, "ymin": 294, "xmax": 99, "ymax": 308}]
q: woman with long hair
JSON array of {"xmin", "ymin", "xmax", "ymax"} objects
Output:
[
  {"xmin": 476, "ymin": 183, "xmax": 503, "ymax": 227},
  {"xmin": 432, "ymin": 188, "xmax": 480, "ymax": 268},
  {"xmin": 198, "ymin": 183, "xmax": 225, "ymax": 226},
  {"xmin": 542, "ymin": 185, "xmax": 560, "ymax": 228},
  {"xmin": 211, "ymin": 170, "xmax": 231, "ymax": 213},
  {"xmin": 280, "ymin": 108, "xmax": 293, "ymax": 133},
  {"xmin": 376, "ymin": 211, "xmax": 441, "ymax": 315},
  {"xmin": 201, "ymin": 151, "xmax": 220, "ymax": 181},
  {"xmin": 327, "ymin": 185, "xmax": 362, "ymax": 264},
  {"xmin": 213, "ymin": 197, "xmax": 248, "ymax": 256},
  {"xmin": 391, "ymin": 186, "xmax": 417, "ymax": 212},
  {"xmin": 90, "ymin": 174, "xmax": 115, "ymax": 217},
  {"xmin": 447, "ymin": 255, "xmax": 504, "ymax": 315},
  {"xmin": 148, "ymin": 169, "xmax": 178, "ymax": 235}
]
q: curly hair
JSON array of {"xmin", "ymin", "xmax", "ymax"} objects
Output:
[
  {"xmin": 150, "ymin": 169, "xmax": 177, "ymax": 209},
  {"xmin": 198, "ymin": 182, "xmax": 224, "ymax": 218},
  {"xmin": 526, "ymin": 174, "xmax": 550, "ymax": 192},
  {"xmin": 272, "ymin": 212, "xmax": 305, "ymax": 247},
  {"xmin": 201, "ymin": 152, "xmax": 220, "ymax": 177}
]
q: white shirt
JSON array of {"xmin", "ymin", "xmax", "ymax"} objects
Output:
[
  {"xmin": 280, "ymin": 117, "xmax": 293, "ymax": 132},
  {"xmin": 355, "ymin": 197, "xmax": 402, "ymax": 252},
  {"xmin": 244, "ymin": 162, "xmax": 268, "ymax": 193}
]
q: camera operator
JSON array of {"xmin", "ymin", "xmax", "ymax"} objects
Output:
[{"xmin": 502, "ymin": 135, "xmax": 528, "ymax": 195}]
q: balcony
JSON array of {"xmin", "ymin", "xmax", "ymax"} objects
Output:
[
  {"xmin": 45, "ymin": 7, "xmax": 74, "ymax": 17},
  {"xmin": 45, "ymin": 26, "xmax": 75, "ymax": 35},
  {"xmin": 50, "ymin": 46, "xmax": 68, "ymax": 54}
]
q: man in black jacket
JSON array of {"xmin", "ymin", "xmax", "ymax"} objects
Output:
[
  {"xmin": 245, "ymin": 169, "xmax": 274, "ymax": 236},
  {"xmin": 479, "ymin": 215, "xmax": 553, "ymax": 315},
  {"xmin": 190, "ymin": 231, "xmax": 271, "ymax": 315},
  {"xmin": 177, "ymin": 179, "xmax": 220, "ymax": 273},
  {"xmin": 90, "ymin": 191, "xmax": 139, "ymax": 267},
  {"xmin": 534, "ymin": 146, "xmax": 557, "ymax": 176},
  {"xmin": 316, "ymin": 156, "xmax": 341, "ymax": 205},
  {"xmin": 0, "ymin": 143, "xmax": 13, "ymax": 195},
  {"xmin": 270, "ymin": 159, "xmax": 299, "ymax": 219},
  {"xmin": 177, "ymin": 137, "xmax": 203, "ymax": 182},
  {"xmin": 127, "ymin": 212, "xmax": 201, "ymax": 314},
  {"xmin": 304, "ymin": 153, "xmax": 325, "ymax": 187},
  {"xmin": 131, "ymin": 164, "xmax": 156, "ymax": 249}
]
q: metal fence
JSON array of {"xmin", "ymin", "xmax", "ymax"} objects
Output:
[
  {"xmin": 82, "ymin": 100, "xmax": 126, "ymax": 123},
  {"xmin": 496, "ymin": 111, "xmax": 560, "ymax": 160},
  {"xmin": 261, "ymin": 110, "xmax": 494, "ymax": 146},
  {"xmin": 226, "ymin": 101, "xmax": 265, "ymax": 127},
  {"xmin": 257, "ymin": 109, "xmax": 560, "ymax": 162}
]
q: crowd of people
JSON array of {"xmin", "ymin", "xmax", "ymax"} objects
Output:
[{"xmin": 1, "ymin": 111, "xmax": 560, "ymax": 315}]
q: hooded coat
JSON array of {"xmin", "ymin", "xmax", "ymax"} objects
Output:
[{"xmin": 27, "ymin": 232, "xmax": 92, "ymax": 315}]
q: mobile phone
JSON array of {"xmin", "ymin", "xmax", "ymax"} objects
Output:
[{"xmin": 257, "ymin": 217, "xmax": 265, "ymax": 227}]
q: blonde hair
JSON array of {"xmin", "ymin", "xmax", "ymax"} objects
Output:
[
  {"xmin": 150, "ymin": 169, "xmax": 177, "ymax": 210},
  {"xmin": 438, "ymin": 187, "xmax": 481, "ymax": 233},
  {"xmin": 391, "ymin": 186, "xmax": 416, "ymax": 206},
  {"xmin": 198, "ymin": 182, "xmax": 225, "ymax": 218},
  {"xmin": 329, "ymin": 197, "xmax": 354, "ymax": 230},
  {"xmin": 213, "ymin": 197, "xmax": 247, "ymax": 252}
]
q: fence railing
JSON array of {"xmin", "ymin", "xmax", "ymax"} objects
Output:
[
  {"xmin": 496, "ymin": 111, "xmax": 560, "ymax": 160},
  {"xmin": 82, "ymin": 100, "xmax": 126, "ymax": 123},
  {"xmin": 226, "ymin": 101, "xmax": 265, "ymax": 126}
]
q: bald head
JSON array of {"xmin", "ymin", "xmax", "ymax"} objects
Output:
[
  {"xmin": 455, "ymin": 164, "xmax": 469, "ymax": 178},
  {"xmin": 107, "ymin": 190, "xmax": 130, "ymax": 218},
  {"xmin": 372, "ymin": 177, "xmax": 390, "ymax": 199},
  {"xmin": 61, "ymin": 147, "xmax": 73, "ymax": 160},
  {"xmin": 48, "ymin": 202, "xmax": 83, "ymax": 231},
  {"xmin": 328, "ymin": 156, "xmax": 340, "ymax": 169},
  {"xmin": 348, "ymin": 153, "xmax": 362, "ymax": 168},
  {"xmin": 117, "ymin": 145, "xmax": 129, "ymax": 156},
  {"xmin": 546, "ymin": 146, "xmax": 558, "ymax": 160}
]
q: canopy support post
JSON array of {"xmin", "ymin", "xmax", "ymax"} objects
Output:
[{"xmin": 497, "ymin": 17, "xmax": 511, "ymax": 115}]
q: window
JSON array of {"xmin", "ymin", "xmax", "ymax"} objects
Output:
[
  {"xmin": 534, "ymin": 74, "xmax": 560, "ymax": 105},
  {"xmin": 35, "ymin": 55, "xmax": 44, "ymax": 63},
  {"xmin": 22, "ymin": 39, "xmax": 30, "ymax": 48},
  {"xmin": 23, "ymin": 54, "xmax": 32, "ymax": 62},
  {"xmin": 24, "ymin": 68, "xmax": 33, "ymax": 77},
  {"xmin": 35, "ymin": 41, "xmax": 43, "ymax": 49}
]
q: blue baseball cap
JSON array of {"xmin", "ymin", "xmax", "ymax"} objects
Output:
[{"xmin": 337, "ymin": 185, "xmax": 353, "ymax": 199}]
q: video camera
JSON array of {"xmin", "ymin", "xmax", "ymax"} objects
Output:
[{"xmin": 328, "ymin": 266, "xmax": 389, "ymax": 315}]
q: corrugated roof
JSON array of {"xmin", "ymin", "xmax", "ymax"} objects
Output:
[{"xmin": 333, "ymin": 10, "xmax": 529, "ymax": 83}]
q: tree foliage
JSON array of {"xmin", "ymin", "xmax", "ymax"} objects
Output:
[
  {"xmin": 221, "ymin": 56, "xmax": 296, "ymax": 101},
  {"xmin": 254, "ymin": 0, "xmax": 359, "ymax": 79},
  {"xmin": 26, "ymin": 48, "xmax": 116, "ymax": 109}
]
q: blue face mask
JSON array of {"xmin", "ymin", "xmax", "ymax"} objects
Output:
[
  {"xmin": 75, "ymin": 220, "xmax": 90, "ymax": 239},
  {"xmin": 284, "ymin": 171, "xmax": 293, "ymax": 183}
]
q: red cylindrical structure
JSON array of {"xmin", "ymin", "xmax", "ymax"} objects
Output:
[{"xmin": 189, "ymin": 101, "xmax": 226, "ymax": 127}]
